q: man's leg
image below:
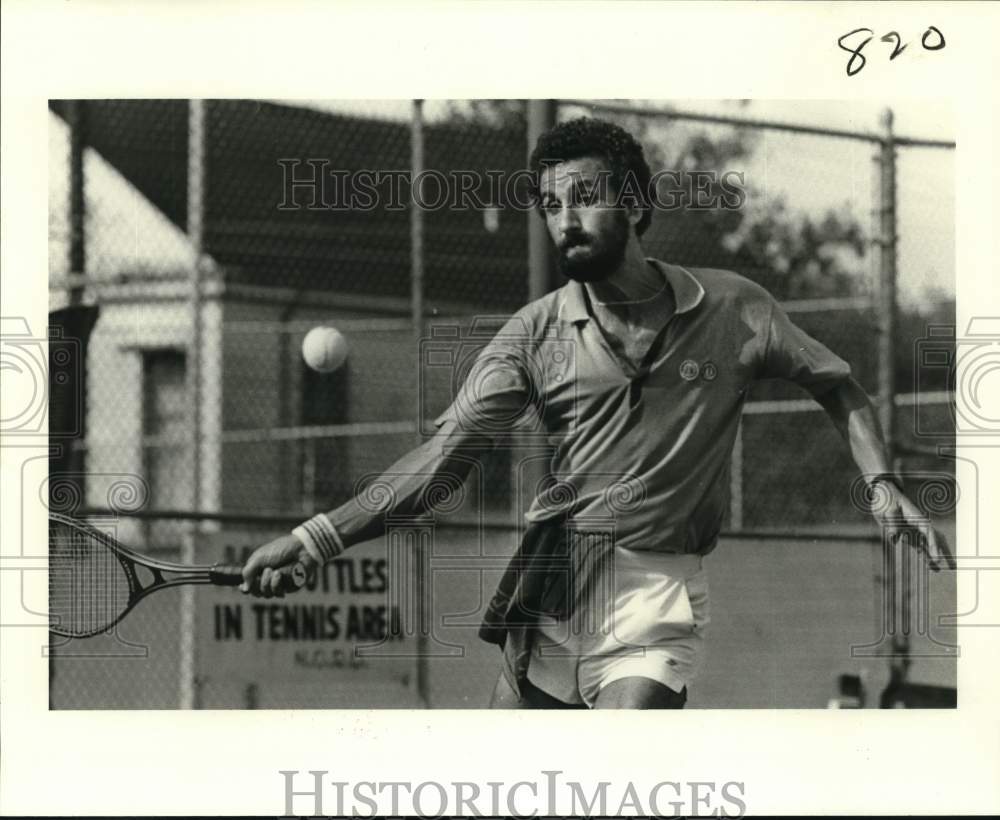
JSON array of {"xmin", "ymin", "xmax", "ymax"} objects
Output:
[
  {"xmin": 593, "ymin": 676, "xmax": 687, "ymax": 709},
  {"xmin": 489, "ymin": 671, "xmax": 587, "ymax": 709}
]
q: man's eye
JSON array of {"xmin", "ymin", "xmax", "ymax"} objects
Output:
[
  {"xmin": 567, "ymin": 187, "xmax": 596, "ymax": 207},
  {"xmin": 540, "ymin": 200, "xmax": 560, "ymax": 212}
]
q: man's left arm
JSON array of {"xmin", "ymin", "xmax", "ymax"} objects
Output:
[
  {"xmin": 758, "ymin": 293, "xmax": 953, "ymax": 571},
  {"xmin": 812, "ymin": 376, "xmax": 954, "ymax": 571}
]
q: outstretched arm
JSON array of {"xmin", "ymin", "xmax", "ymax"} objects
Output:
[
  {"xmin": 241, "ymin": 328, "xmax": 533, "ymax": 597},
  {"xmin": 812, "ymin": 377, "xmax": 953, "ymax": 571},
  {"xmin": 241, "ymin": 421, "xmax": 492, "ymax": 597},
  {"xmin": 326, "ymin": 420, "xmax": 493, "ymax": 548},
  {"xmin": 756, "ymin": 293, "xmax": 952, "ymax": 572}
]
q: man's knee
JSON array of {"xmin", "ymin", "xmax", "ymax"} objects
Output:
[{"xmin": 594, "ymin": 676, "xmax": 688, "ymax": 709}]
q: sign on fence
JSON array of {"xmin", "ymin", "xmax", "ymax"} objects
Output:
[{"xmin": 195, "ymin": 530, "xmax": 421, "ymax": 706}]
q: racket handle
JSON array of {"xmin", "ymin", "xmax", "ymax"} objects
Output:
[{"xmin": 211, "ymin": 562, "xmax": 308, "ymax": 591}]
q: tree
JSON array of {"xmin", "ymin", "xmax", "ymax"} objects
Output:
[
  {"xmin": 724, "ymin": 199, "xmax": 868, "ymax": 299},
  {"xmin": 444, "ymin": 100, "xmax": 873, "ymax": 302}
]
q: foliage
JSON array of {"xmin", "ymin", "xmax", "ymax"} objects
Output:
[{"xmin": 446, "ymin": 100, "xmax": 872, "ymax": 301}]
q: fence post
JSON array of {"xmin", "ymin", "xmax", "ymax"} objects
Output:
[
  {"xmin": 410, "ymin": 99, "xmax": 430, "ymax": 707},
  {"xmin": 876, "ymin": 107, "xmax": 910, "ymax": 687},
  {"xmin": 66, "ymin": 100, "xmax": 87, "ymax": 306},
  {"xmin": 877, "ymin": 108, "xmax": 898, "ymax": 467},
  {"xmin": 411, "ymin": 99, "xmax": 425, "ymax": 420},
  {"xmin": 527, "ymin": 100, "xmax": 556, "ymax": 300},
  {"xmin": 188, "ymin": 99, "xmax": 206, "ymax": 513},
  {"xmin": 517, "ymin": 101, "xmax": 558, "ymax": 529},
  {"xmin": 49, "ymin": 101, "xmax": 85, "ymax": 709},
  {"xmin": 180, "ymin": 98, "xmax": 207, "ymax": 710}
]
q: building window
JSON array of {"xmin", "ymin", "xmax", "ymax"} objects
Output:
[
  {"xmin": 142, "ymin": 350, "xmax": 187, "ymax": 543},
  {"xmin": 300, "ymin": 362, "xmax": 350, "ymax": 512},
  {"xmin": 301, "ymin": 361, "xmax": 349, "ymax": 426}
]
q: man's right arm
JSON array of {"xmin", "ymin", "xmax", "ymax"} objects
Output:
[
  {"xmin": 242, "ymin": 333, "xmax": 533, "ymax": 597},
  {"xmin": 241, "ymin": 420, "xmax": 494, "ymax": 597},
  {"xmin": 326, "ymin": 419, "xmax": 493, "ymax": 547}
]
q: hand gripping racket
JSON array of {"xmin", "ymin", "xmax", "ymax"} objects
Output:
[{"xmin": 48, "ymin": 512, "xmax": 307, "ymax": 638}]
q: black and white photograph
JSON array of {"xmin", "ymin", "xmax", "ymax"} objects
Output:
[
  {"xmin": 41, "ymin": 96, "xmax": 959, "ymax": 713},
  {"xmin": 2, "ymin": 3, "xmax": 998, "ymax": 817}
]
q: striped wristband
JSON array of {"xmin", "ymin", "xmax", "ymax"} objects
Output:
[{"xmin": 292, "ymin": 514, "xmax": 345, "ymax": 565}]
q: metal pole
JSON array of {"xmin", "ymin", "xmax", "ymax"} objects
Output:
[
  {"xmin": 67, "ymin": 100, "xmax": 86, "ymax": 307},
  {"xmin": 527, "ymin": 100, "xmax": 556, "ymax": 300},
  {"xmin": 563, "ymin": 99, "xmax": 956, "ymax": 149},
  {"xmin": 521, "ymin": 101, "xmax": 558, "ymax": 529},
  {"xmin": 877, "ymin": 106, "xmax": 909, "ymax": 694},
  {"xmin": 52, "ymin": 103, "xmax": 88, "ymax": 704},
  {"xmin": 180, "ymin": 98, "xmax": 207, "ymax": 710},
  {"xmin": 188, "ymin": 100, "xmax": 206, "ymax": 512},
  {"xmin": 410, "ymin": 99, "xmax": 430, "ymax": 707},
  {"xmin": 877, "ymin": 108, "xmax": 897, "ymax": 465},
  {"xmin": 411, "ymin": 100, "xmax": 425, "ymax": 393},
  {"xmin": 60, "ymin": 100, "xmax": 92, "ymax": 514}
]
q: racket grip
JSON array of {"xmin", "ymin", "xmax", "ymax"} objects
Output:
[{"xmin": 211, "ymin": 562, "xmax": 309, "ymax": 591}]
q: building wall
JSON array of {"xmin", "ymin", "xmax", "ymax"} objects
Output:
[
  {"xmin": 77, "ymin": 282, "xmax": 484, "ymax": 527},
  {"xmin": 219, "ymin": 293, "xmax": 420, "ymax": 515},
  {"xmin": 80, "ymin": 281, "xmax": 222, "ymax": 543}
]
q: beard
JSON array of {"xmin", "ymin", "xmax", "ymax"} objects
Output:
[{"xmin": 555, "ymin": 213, "xmax": 630, "ymax": 283}]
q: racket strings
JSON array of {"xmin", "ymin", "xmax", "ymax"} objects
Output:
[{"xmin": 49, "ymin": 521, "xmax": 131, "ymax": 636}]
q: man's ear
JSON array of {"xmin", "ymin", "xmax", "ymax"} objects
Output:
[
  {"xmin": 626, "ymin": 203, "xmax": 647, "ymax": 228},
  {"xmin": 614, "ymin": 168, "xmax": 649, "ymax": 228}
]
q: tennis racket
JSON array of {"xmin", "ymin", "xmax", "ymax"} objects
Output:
[{"xmin": 48, "ymin": 512, "xmax": 307, "ymax": 638}]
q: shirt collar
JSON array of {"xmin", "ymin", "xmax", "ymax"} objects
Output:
[{"xmin": 557, "ymin": 259, "xmax": 705, "ymax": 324}]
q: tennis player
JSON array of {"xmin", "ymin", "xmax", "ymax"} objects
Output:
[{"xmin": 242, "ymin": 118, "xmax": 951, "ymax": 709}]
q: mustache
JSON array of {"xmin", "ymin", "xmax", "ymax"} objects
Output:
[{"xmin": 558, "ymin": 233, "xmax": 592, "ymax": 250}]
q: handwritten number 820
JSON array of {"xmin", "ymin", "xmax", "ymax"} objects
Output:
[{"xmin": 838, "ymin": 26, "xmax": 945, "ymax": 77}]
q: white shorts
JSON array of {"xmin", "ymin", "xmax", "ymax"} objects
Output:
[{"xmin": 525, "ymin": 547, "xmax": 710, "ymax": 706}]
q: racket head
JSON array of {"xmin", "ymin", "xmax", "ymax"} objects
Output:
[
  {"xmin": 48, "ymin": 514, "xmax": 138, "ymax": 638},
  {"xmin": 48, "ymin": 514, "xmax": 311, "ymax": 636}
]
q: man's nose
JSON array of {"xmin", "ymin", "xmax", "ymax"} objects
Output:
[{"xmin": 558, "ymin": 205, "xmax": 581, "ymax": 233}]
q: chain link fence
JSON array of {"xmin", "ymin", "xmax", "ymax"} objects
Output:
[{"xmin": 46, "ymin": 99, "xmax": 955, "ymax": 708}]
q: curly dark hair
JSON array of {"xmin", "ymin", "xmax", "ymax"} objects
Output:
[{"xmin": 528, "ymin": 117, "xmax": 653, "ymax": 236}]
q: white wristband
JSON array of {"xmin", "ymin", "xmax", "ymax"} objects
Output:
[
  {"xmin": 291, "ymin": 525, "xmax": 325, "ymax": 565},
  {"xmin": 292, "ymin": 513, "xmax": 345, "ymax": 565}
]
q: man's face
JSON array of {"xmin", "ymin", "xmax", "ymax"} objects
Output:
[{"xmin": 538, "ymin": 156, "xmax": 632, "ymax": 283}]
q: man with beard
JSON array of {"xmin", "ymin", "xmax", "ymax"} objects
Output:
[{"xmin": 241, "ymin": 118, "xmax": 950, "ymax": 709}]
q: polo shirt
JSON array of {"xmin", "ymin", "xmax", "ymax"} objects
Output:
[{"xmin": 433, "ymin": 259, "xmax": 852, "ymax": 555}]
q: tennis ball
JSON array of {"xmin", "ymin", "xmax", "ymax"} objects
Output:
[{"xmin": 302, "ymin": 326, "xmax": 349, "ymax": 373}]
